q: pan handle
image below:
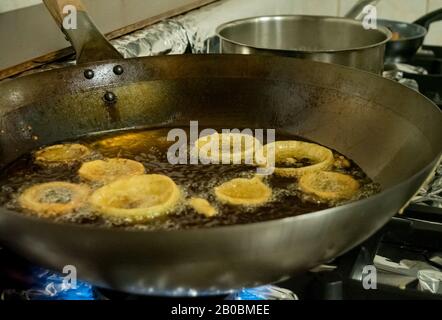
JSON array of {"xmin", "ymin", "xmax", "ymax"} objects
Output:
[
  {"xmin": 413, "ymin": 8, "xmax": 442, "ymax": 30},
  {"xmin": 43, "ymin": 0, "xmax": 123, "ymax": 63}
]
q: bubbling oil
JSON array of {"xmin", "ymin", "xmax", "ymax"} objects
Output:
[{"xmin": 0, "ymin": 128, "xmax": 380, "ymax": 230}]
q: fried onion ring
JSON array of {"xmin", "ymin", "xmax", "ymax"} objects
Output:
[
  {"xmin": 78, "ymin": 158, "xmax": 145, "ymax": 183},
  {"xmin": 18, "ymin": 182, "xmax": 90, "ymax": 217},
  {"xmin": 90, "ymin": 130, "xmax": 171, "ymax": 156},
  {"xmin": 214, "ymin": 177, "xmax": 272, "ymax": 206},
  {"xmin": 188, "ymin": 197, "xmax": 217, "ymax": 217},
  {"xmin": 298, "ymin": 171, "xmax": 360, "ymax": 202},
  {"xmin": 35, "ymin": 144, "xmax": 91, "ymax": 167},
  {"xmin": 194, "ymin": 133, "xmax": 262, "ymax": 165},
  {"xmin": 262, "ymin": 141, "xmax": 334, "ymax": 177},
  {"xmin": 89, "ymin": 174, "xmax": 181, "ymax": 222}
]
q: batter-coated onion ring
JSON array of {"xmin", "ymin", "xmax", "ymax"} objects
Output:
[
  {"xmin": 214, "ymin": 177, "xmax": 272, "ymax": 206},
  {"xmin": 89, "ymin": 174, "xmax": 181, "ymax": 222},
  {"xmin": 194, "ymin": 133, "xmax": 262, "ymax": 165},
  {"xmin": 188, "ymin": 197, "xmax": 217, "ymax": 217},
  {"xmin": 262, "ymin": 141, "xmax": 334, "ymax": 177},
  {"xmin": 90, "ymin": 131, "xmax": 171, "ymax": 156},
  {"xmin": 298, "ymin": 171, "xmax": 360, "ymax": 202},
  {"xmin": 35, "ymin": 144, "xmax": 91, "ymax": 167},
  {"xmin": 18, "ymin": 182, "xmax": 91, "ymax": 217},
  {"xmin": 78, "ymin": 158, "xmax": 145, "ymax": 183}
]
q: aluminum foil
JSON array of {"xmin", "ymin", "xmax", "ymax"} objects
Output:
[
  {"xmin": 227, "ymin": 285, "xmax": 298, "ymax": 300},
  {"xmin": 1, "ymin": 267, "xmax": 94, "ymax": 301},
  {"xmin": 110, "ymin": 0, "xmax": 292, "ymax": 56},
  {"xmin": 111, "ymin": 20, "xmax": 189, "ymax": 58},
  {"xmin": 382, "ymin": 66, "xmax": 420, "ymax": 91},
  {"xmin": 418, "ymin": 270, "xmax": 442, "ymax": 294},
  {"xmin": 412, "ymin": 161, "xmax": 442, "ymax": 208}
]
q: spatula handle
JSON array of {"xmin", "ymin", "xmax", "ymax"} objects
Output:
[
  {"xmin": 42, "ymin": 0, "xmax": 122, "ymax": 63},
  {"xmin": 43, "ymin": 0, "xmax": 86, "ymax": 27}
]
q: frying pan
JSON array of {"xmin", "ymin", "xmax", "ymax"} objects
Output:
[
  {"xmin": 379, "ymin": 8, "xmax": 442, "ymax": 62},
  {"xmin": 0, "ymin": 0, "xmax": 440, "ymax": 296}
]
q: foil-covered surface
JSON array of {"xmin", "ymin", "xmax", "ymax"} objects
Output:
[
  {"xmin": 412, "ymin": 161, "xmax": 442, "ymax": 208},
  {"xmin": 0, "ymin": 266, "xmax": 95, "ymax": 301},
  {"xmin": 111, "ymin": 0, "xmax": 294, "ymax": 56},
  {"xmin": 418, "ymin": 270, "xmax": 442, "ymax": 294},
  {"xmin": 111, "ymin": 20, "xmax": 189, "ymax": 58},
  {"xmin": 382, "ymin": 67, "xmax": 420, "ymax": 91},
  {"xmin": 374, "ymin": 255, "xmax": 442, "ymax": 294},
  {"xmin": 227, "ymin": 285, "xmax": 298, "ymax": 300}
]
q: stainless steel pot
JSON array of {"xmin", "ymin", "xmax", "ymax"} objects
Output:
[{"xmin": 216, "ymin": 15, "xmax": 392, "ymax": 74}]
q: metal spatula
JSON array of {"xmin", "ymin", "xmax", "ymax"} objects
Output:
[{"xmin": 43, "ymin": 0, "xmax": 123, "ymax": 63}]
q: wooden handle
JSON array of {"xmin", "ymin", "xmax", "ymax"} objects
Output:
[{"xmin": 43, "ymin": 0, "xmax": 86, "ymax": 27}]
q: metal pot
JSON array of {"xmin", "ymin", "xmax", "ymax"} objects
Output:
[{"xmin": 216, "ymin": 15, "xmax": 391, "ymax": 74}]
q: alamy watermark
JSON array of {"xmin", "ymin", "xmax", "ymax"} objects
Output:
[
  {"xmin": 60, "ymin": 264, "xmax": 378, "ymax": 292},
  {"xmin": 361, "ymin": 5, "xmax": 378, "ymax": 30},
  {"xmin": 62, "ymin": 5, "xmax": 77, "ymax": 30},
  {"xmin": 61, "ymin": 4, "xmax": 379, "ymax": 32},
  {"xmin": 166, "ymin": 121, "xmax": 276, "ymax": 175},
  {"xmin": 362, "ymin": 265, "xmax": 378, "ymax": 290},
  {"xmin": 62, "ymin": 265, "xmax": 77, "ymax": 290}
]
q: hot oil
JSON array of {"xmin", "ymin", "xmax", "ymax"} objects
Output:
[{"xmin": 0, "ymin": 128, "xmax": 380, "ymax": 231}]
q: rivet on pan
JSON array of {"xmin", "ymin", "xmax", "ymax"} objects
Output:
[
  {"xmin": 84, "ymin": 69, "xmax": 95, "ymax": 79},
  {"xmin": 113, "ymin": 65, "xmax": 124, "ymax": 75},
  {"xmin": 103, "ymin": 91, "xmax": 117, "ymax": 103}
]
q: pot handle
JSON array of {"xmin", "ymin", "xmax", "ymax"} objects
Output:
[
  {"xmin": 414, "ymin": 8, "xmax": 442, "ymax": 30},
  {"xmin": 42, "ymin": 0, "xmax": 123, "ymax": 63}
]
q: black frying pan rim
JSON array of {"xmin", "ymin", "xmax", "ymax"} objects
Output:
[{"xmin": 378, "ymin": 18, "xmax": 427, "ymax": 42}]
